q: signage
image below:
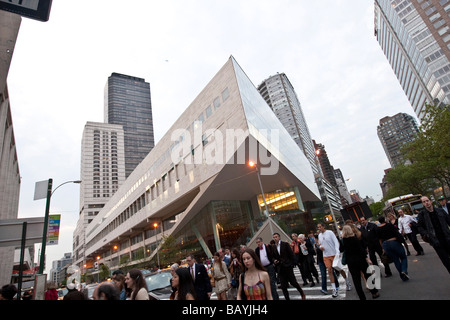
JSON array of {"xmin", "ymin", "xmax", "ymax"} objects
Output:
[
  {"xmin": 0, "ymin": 0, "xmax": 52, "ymax": 22},
  {"xmin": 0, "ymin": 217, "xmax": 44, "ymax": 247},
  {"xmin": 47, "ymin": 214, "xmax": 60, "ymax": 245}
]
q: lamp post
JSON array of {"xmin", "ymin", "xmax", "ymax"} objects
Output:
[
  {"xmin": 38, "ymin": 179, "xmax": 81, "ymax": 274},
  {"xmin": 153, "ymin": 222, "xmax": 160, "ymax": 269},
  {"xmin": 248, "ymin": 161, "xmax": 274, "ymax": 235}
]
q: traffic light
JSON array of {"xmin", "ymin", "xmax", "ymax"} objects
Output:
[{"xmin": 323, "ymin": 215, "xmax": 333, "ymax": 222}]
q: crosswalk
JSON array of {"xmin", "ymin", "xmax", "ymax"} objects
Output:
[{"xmin": 277, "ymin": 265, "xmax": 349, "ymax": 300}]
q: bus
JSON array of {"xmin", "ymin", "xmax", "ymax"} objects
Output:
[{"xmin": 383, "ymin": 194, "xmax": 424, "ymax": 217}]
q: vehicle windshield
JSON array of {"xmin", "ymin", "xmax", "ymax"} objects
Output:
[{"xmin": 145, "ymin": 272, "xmax": 172, "ymax": 291}]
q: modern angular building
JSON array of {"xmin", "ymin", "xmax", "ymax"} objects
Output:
[
  {"xmin": 377, "ymin": 112, "xmax": 419, "ymax": 167},
  {"xmin": 104, "ymin": 73, "xmax": 155, "ymax": 177},
  {"xmin": 83, "ymin": 57, "xmax": 324, "ymax": 271},
  {"xmin": 374, "ymin": 0, "xmax": 450, "ymax": 118},
  {"xmin": 73, "ymin": 122, "xmax": 126, "ymax": 268}
]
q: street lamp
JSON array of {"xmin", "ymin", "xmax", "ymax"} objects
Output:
[
  {"xmin": 248, "ymin": 161, "xmax": 274, "ymax": 235},
  {"xmin": 153, "ymin": 222, "xmax": 160, "ymax": 269},
  {"xmin": 38, "ymin": 179, "xmax": 81, "ymax": 274}
]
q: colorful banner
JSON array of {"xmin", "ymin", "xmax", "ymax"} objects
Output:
[{"xmin": 47, "ymin": 214, "xmax": 60, "ymax": 246}]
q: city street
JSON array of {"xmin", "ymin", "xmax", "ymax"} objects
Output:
[{"xmin": 278, "ymin": 240, "xmax": 449, "ymax": 300}]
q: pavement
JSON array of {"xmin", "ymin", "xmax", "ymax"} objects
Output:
[{"xmin": 344, "ymin": 240, "xmax": 450, "ymax": 300}]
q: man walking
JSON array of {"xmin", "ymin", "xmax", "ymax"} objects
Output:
[
  {"xmin": 186, "ymin": 254, "xmax": 212, "ymax": 300},
  {"xmin": 360, "ymin": 217, "xmax": 393, "ymax": 277},
  {"xmin": 417, "ymin": 196, "xmax": 450, "ymax": 274},
  {"xmin": 272, "ymin": 232, "xmax": 305, "ymax": 300},
  {"xmin": 255, "ymin": 237, "xmax": 279, "ymax": 300},
  {"xmin": 317, "ymin": 223, "xmax": 351, "ymax": 297},
  {"xmin": 398, "ymin": 209, "xmax": 424, "ymax": 256}
]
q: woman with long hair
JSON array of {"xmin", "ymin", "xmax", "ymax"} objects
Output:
[
  {"xmin": 237, "ymin": 248, "xmax": 273, "ymax": 300},
  {"xmin": 212, "ymin": 252, "xmax": 231, "ymax": 300},
  {"xmin": 124, "ymin": 269, "xmax": 149, "ymax": 300},
  {"xmin": 171, "ymin": 267, "xmax": 196, "ymax": 300}
]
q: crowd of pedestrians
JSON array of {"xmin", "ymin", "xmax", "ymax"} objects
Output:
[{"xmin": 3, "ymin": 195, "xmax": 449, "ymax": 301}]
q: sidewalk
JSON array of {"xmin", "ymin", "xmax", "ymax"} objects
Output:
[{"xmin": 345, "ymin": 241, "xmax": 450, "ymax": 300}]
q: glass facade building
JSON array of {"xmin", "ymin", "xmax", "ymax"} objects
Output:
[
  {"xmin": 83, "ymin": 57, "xmax": 324, "ymax": 271},
  {"xmin": 104, "ymin": 73, "xmax": 155, "ymax": 177},
  {"xmin": 374, "ymin": 0, "xmax": 450, "ymax": 118}
]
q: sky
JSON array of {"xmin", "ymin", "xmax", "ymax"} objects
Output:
[{"xmin": 6, "ymin": 0, "xmax": 419, "ymax": 274}]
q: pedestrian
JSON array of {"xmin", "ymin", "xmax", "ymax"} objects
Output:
[
  {"xmin": 360, "ymin": 217, "xmax": 393, "ymax": 277},
  {"xmin": 171, "ymin": 267, "xmax": 196, "ymax": 300},
  {"xmin": 112, "ymin": 273, "xmax": 127, "ymax": 300},
  {"xmin": 376, "ymin": 216, "xmax": 410, "ymax": 281},
  {"xmin": 63, "ymin": 283, "xmax": 86, "ymax": 300},
  {"xmin": 298, "ymin": 234, "xmax": 319, "ymax": 286},
  {"xmin": 0, "ymin": 284, "xmax": 17, "ymax": 300},
  {"xmin": 341, "ymin": 225, "xmax": 380, "ymax": 300},
  {"xmin": 125, "ymin": 269, "xmax": 149, "ymax": 300},
  {"xmin": 255, "ymin": 237, "xmax": 279, "ymax": 300},
  {"xmin": 272, "ymin": 232, "xmax": 306, "ymax": 300},
  {"xmin": 398, "ymin": 209, "xmax": 424, "ymax": 256},
  {"xmin": 186, "ymin": 254, "xmax": 212, "ymax": 300},
  {"xmin": 219, "ymin": 248, "xmax": 231, "ymax": 268},
  {"xmin": 317, "ymin": 223, "xmax": 351, "ymax": 297},
  {"xmin": 437, "ymin": 195, "xmax": 450, "ymax": 215},
  {"xmin": 96, "ymin": 282, "xmax": 120, "ymax": 300},
  {"xmin": 212, "ymin": 251, "xmax": 231, "ymax": 300},
  {"xmin": 290, "ymin": 233, "xmax": 309, "ymax": 286},
  {"xmin": 388, "ymin": 212, "xmax": 411, "ymax": 256},
  {"xmin": 228, "ymin": 248, "xmax": 243, "ymax": 300},
  {"xmin": 314, "ymin": 234, "xmax": 339, "ymax": 295},
  {"xmin": 44, "ymin": 281, "xmax": 58, "ymax": 300},
  {"xmin": 417, "ymin": 195, "xmax": 450, "ymax": 274},
  {"xmin": 237, "ymin": 248, "xmax": 273, "ymax": 300}
]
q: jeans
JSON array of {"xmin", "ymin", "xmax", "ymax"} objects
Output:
[
  {"xmin": 264, "ymin": 264, "xmax": 279, "ymax": 300},
  {"xmin": 318, "ymin": 260, "xmax": 339, "ymax": 292},
  {"xmin": 382, "ymin": 240, "xmax": 408, "ymax": 276}
]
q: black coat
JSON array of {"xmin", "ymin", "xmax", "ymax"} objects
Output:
[
  {"xmin": 255, "ymin": 244, "xmax": 275, "ymax": 265},
  {"xmin": 272, "ymin": 241, "xmax": 295, "ymax": 268},
  {"xmin": 417, "ymin": 207, "xmax": 450, "ymax": 247},
  {"xmin": 360, "ymin": 222, "xmax": 379, "ymax": 249},
  {"xmin": 190, "ymin": 263, "xmax": 212, "ymax": 300}
]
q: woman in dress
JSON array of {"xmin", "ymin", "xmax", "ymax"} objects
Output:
[
  {"xmin": 171, "ymin": 267, "xmax": 196, "ymax": 300},
  {"xmin": 124, "ymin": 269, "xmax": 149, "ymax": 300},
  {"xmin": 212, "ymin": 252, "xmax": 231, "ymax": 300},
  {"xmin": 237, "ymin": 248, "xmax": 273, "ymax": 300}
]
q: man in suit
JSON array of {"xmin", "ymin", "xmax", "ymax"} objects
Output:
[
  {"xmin": 186, "ymin": 254, "xmax": 212, "ymax": 300},
  {"xmin": 255, "ymin": 237, "xmax": 279, "ymax": 300},
  {"xmin": 438, "ymin": 196, "xmax": 450, "ymax": 215},
  {"xmin": 272, "ymin": 233, "xmax": 305, "ymax": 300},
  {"xmin": 360, "ymin": 217, "xmax": 393, "ymax": 277}
]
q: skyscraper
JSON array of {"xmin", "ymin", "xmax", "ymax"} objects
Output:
[
  {"xmin": 374, "ymin": 0, "xmax": 450, "ymax": 118},
  {"xmin": 377, "ymin": 112, "xmax": 419, "ymax": 167},
  {"xmin": 257, "ymin": 73, "xmax": 320, "ymax": 175},
  {"xmin": 105, "ymin": 73, "xmax": 155, "ymax": 177},
  {"xmin": 73, "ymin": 122, "xmax": 125, "ymax": 268}
]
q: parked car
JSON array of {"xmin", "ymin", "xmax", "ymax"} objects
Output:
[{"xmin": 144, "ymin": 269, "xmax": 173, "ymax": 300}]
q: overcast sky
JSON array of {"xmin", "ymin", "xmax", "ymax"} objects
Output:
[{"xmin": 7, "ymin": 0, "xmax": 418, "ymax": 274}]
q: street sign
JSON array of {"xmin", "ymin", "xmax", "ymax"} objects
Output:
[
  {"xmin": 47, "ymin": 214, "xmax": 60, "ymax": 245},
  {"xmin": 0, "ymin": 217, "xmax": 44, "ymax": 247},
  {"xmin": 0, "ymin": 0, "xmax": 52, "ymax": 22}
]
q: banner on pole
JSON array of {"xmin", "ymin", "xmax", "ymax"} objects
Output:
[{"xmin": 47, "ymin": 214, "xmax": 60, "ymax": 245}]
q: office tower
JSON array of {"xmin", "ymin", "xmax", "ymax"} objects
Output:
[
  {"xmin": 257, "ymin": 73, "xmax": 320, "ymax": 176},
  {"xmin": 313, "ymin": 140, "xmax": 337, "ymax": 188},
  {"xmin": 377, "ymin": 112, "xmax": 419, "ymax": 167},
  {"xmin": 105, "ymin": 73, "xmax": 154, "ymax": 177},
  {"xmin": 84, "ymin": 57, "xmax": 323, "ymax": 271},
  {"xmin": 374, "ymin": 0, "xmax": 450, "ymax": 118},
  {"xmin": 73, "ymin": 122, "xmax": 125, "ymax": 268}
]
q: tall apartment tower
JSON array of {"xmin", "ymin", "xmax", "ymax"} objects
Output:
[
  {"xmin": 377, "ymin": 112, "xmax": 419, "ymax": 168},
  {"xmin": 257, "ymin": 73, "xmax": 320, "ymax": 176},
  {"xmin": 374, "ymin": 0, "xmax": 450, "ymax": 119},
  {"xmin": 104, "ymin": 73, "xmax": 155, "ymax": 177},
  {"xmin": 73, "ymin": 122, "xmax": 125, "ymax": 268}
]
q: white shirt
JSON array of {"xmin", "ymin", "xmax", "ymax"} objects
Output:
[
  {"xmin": 258, "ymin": 245, "xmax": 271, "ymax": 266},
  {"xmin": 398, "ymin": 214, "xmax": 415, "ymax": 234},
  {"xmin": 318, "ymin": 230, "xmax": 340, "ymax": 257}
]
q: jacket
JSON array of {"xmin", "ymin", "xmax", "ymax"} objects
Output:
[
  {"xmin": 272, "ymin": 241, "xmax": 295, "ymax": 268},
  {"xmin": 417, "ymin": 207, "xmax": 450, "ymax": 247},
  {"xmin": 190, "ymin": 263, "xmax": 212, "ymax": 300}
]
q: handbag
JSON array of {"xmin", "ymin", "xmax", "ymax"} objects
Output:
[
  {"xmin": 381, "ymin": 252, "xmax": 392, "ymax": 264},
  {"xmin": 332, "ymin": 253, "xmax": 344, "ymax": 271}
]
